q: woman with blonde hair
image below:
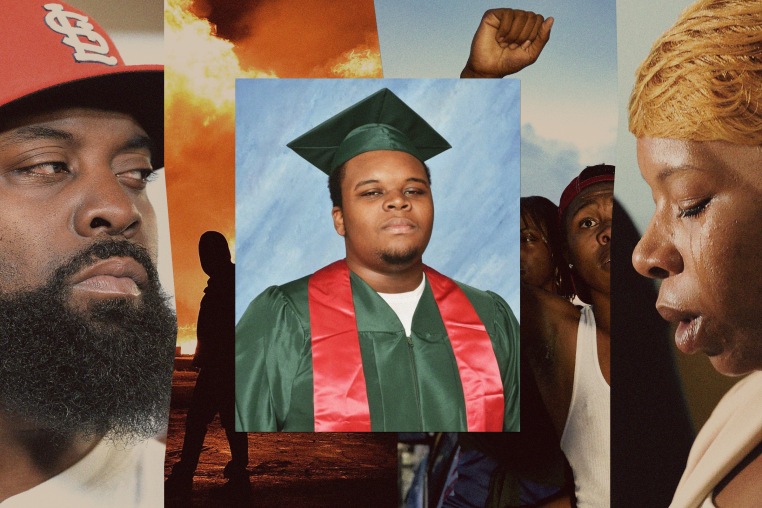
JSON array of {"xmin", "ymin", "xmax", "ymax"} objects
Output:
[{"xmin": 629, "ymin": 0, "xmax": 762, "ymax": 506}]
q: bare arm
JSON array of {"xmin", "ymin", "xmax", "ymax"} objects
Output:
[{"xmin": 521, "ymin": 283, "xmax": 580, "ymax": 437}]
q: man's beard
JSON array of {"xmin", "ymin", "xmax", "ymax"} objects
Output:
[
  {"xmin": 0, "ymin": 240, "xmax": 177, "ymax": 450},
  {"xmin": 379, "ymin": 246, "xmax": 420, "ymax": 266}
]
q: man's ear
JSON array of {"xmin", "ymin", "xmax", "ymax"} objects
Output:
[{"xmin": 332, "ymin": 206, "xmax": 346, "ymax": 236}]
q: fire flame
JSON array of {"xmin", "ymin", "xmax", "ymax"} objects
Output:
[
  {"xmin": 331, "ymin": 47, "xmax": 383, "ymax": 78},
  {"xmin": 177, "ymin": 325, "xmax": 198, "ymax": 355},
  {"xmin": 164, "ymin": 0, "xmax": 259, "ymax": 351},
  {"xmin": 165, "ymin": 0, "xmax": 275, "ymax": 115}
]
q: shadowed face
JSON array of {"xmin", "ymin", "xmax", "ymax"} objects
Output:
[
  {"xmin": 633, "ymin": 138, "xmax": 762, "ymax": 376},
  {"xmin": 0, "ymin": 107, "xmax": 176, "ymax": 444},
  {"xmin": 332, "ymin": 150, "xmax": 434, "ymax": 273},
  {"xmin": 520, "ymin": 215, "xmax": 554, "ymax": 292}
]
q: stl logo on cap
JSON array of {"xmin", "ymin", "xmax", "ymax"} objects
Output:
[{"xmin": 43, "ymin": 3, "xmax": 117, "ymax": 66}]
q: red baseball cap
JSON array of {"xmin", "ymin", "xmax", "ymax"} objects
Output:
[
  {"xmin": 558, "ymin": 164, "xmax": 615, "ymax": 221},
  {"xmin": 2, "ymin": 1, "xmax": 163, "ymax": 167}
]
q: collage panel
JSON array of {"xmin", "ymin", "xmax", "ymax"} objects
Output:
[
  {"xmin": 234, "ymin": 78, "xmax": 520, "ymax": 434},
  {"xmin": 3, "ymin": 0, "xmax": 760, "ymax": 506},
  {"xmin": 378, "ymin": 2, "xmax": 618, "ymax": 507},
  {"xmin": 0, "ymin": 0, "xmax": 172, "ymax": 506},
  {"xmin": 614, "ymin": 0, "xmax": 762, "ymax": 506},
  {"xmin": 163, "ymin": 1, "xmax": 405, "ymax": 507}
]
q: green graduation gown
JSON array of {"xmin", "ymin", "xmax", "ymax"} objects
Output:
[{"xmin": 235, "ymin": 270, "xmax": 519, "ymax": 432}]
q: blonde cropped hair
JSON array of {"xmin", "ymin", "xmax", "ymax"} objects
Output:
[{"xmin": 629, "ymin": 0, "xmax": 762, "ymax": 144}]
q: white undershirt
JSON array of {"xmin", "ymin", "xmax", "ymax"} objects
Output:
[
  {"xmin": 3, "ymin": 437, "xmax": 165, "ymax": 507},
  {"xmin": 560, "ymin": 305, "xmax": 610, "ymax": 507},
  {"xmin": 378, "ymin": 275, "xmax": 426, "ymax": 337}
]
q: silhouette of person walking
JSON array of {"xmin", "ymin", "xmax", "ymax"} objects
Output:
[{"xmin": 166, "ymin": 231, "xmax": 249, "ymax": 504}]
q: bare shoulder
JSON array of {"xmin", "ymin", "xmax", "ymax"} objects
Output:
[
  {"xmin": 521, "ymin": 285, "xmax": 580, "ymax": 375},
  {"xmin": 521, "ymin": 284, "xmax": 581, "ymax": 348}
]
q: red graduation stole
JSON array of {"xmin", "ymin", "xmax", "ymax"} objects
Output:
[{"xmin": 307, "ymin": 259, "xmax": 505, "ymax": 431}]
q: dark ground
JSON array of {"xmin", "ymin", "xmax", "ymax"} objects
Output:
[{"xmin": 165, "ymin": 369, "xmax": 399, "ymax": 507}]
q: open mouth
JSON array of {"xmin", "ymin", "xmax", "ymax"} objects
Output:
[{"xmin": 657, "ymin": 304, "xmax": 704, "ymax": 354}]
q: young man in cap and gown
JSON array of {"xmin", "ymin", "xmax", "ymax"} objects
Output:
[{"xmin": 236, "ymin": 88, "xmax": 519, "ymax": 433}]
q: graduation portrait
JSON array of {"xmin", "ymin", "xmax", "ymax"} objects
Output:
[{"xmin": 234, "ymin": 79, "xmax": 520, "ymax": 432}]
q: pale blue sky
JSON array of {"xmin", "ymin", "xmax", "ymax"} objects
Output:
[
  {"xmin": 236, "ymin": 79, "xmax": 520, "ymax": 321},
  {"xmin": 376, "ymin": 0, "xmax": 619, "ymax": 203}
]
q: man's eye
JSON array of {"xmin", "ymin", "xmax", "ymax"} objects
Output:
[
  {"xmin": 16, "ymin": 161, "xmax": 69, "ymax": 176},
  {"xmin": 521, "ymin": 234, "xmax": 536, "ymax": 243},
  {"xmin": 117, "ymin": 168, "xmax": 158, "ymax": 188},
  {"xmin": 361, "ymin": 190, "xmax": 382, "ymax": 197},
  {"xmin": 127, "ymin": 169, "xmax": 156, "ymax": 181},
  {"xmin": 579, "ymin": 218, "xmax": 597, "ymax": 229},
  {"xmin": 404, "ymin": 188, "xmax": 425, "ymax": 196}
]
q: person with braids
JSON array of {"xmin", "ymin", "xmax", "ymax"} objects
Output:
[
  {"xmin": 520, "ymin": 196, "xmax": 574, "ymax": 299},
  {"xmin": 629, "ymin": 0, "xmax": 762, "ymax": 506}
]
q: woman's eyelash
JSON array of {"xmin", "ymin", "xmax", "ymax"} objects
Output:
[{"xmin": 678, "ymin": 198, "xmax": 711, "ymax": 218}]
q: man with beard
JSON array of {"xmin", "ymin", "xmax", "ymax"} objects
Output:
[
  {"xmin": 521, "ymin": 164, "xmax": 613, "ymax": 507},
  {"xmin": 236, "ymin": 88, "xmax": 519, "ymax": 432},
  {"xmin": 0, "ymin": 2, "xmax": 176, "ymax": 506}
]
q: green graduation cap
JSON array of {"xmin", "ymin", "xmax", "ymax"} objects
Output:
[{"xmin": 287, "ymin": 88, "xmax": 451, "ymax": 175}]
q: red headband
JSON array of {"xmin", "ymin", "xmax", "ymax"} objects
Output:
[{"xmin": 558, "ymin": 172, "xmax": 615, "ymax": 220}]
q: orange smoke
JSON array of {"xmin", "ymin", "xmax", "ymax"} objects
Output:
[
  {"xmin": 165, "ymin": 0, "xmax": 265, "ymax": 350},
  {"xmin": 232, "ymin": 0, "xmax": 382, "ymax": 78},
  {"xmin": 164, "ymin": 0, "xmax": 382, "ymax": 350}
]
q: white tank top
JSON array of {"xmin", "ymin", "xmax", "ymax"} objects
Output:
[{"xmin": 559, "ymin": 305, "xmax": 611, "ymax": 507}]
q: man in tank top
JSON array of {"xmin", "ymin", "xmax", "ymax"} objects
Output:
[{"xmin": 521, "ymin": 165, "xmax": 613, "ymax": 507}]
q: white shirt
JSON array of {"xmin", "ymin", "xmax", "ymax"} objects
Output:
[
  {"xmin": 2, "ymin": 438, "xmax": 165, "ymax": 508},
  {"xmin": 671, "ymin": 371, "xmax": 762, "ymax": 508},
  {"xmin": 378, "ymin": 275, "xmax": 426, "ymax": 337},
  {"xmin": 560, "ymin": 305, "xmax": 611, "ymax": 508}
]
